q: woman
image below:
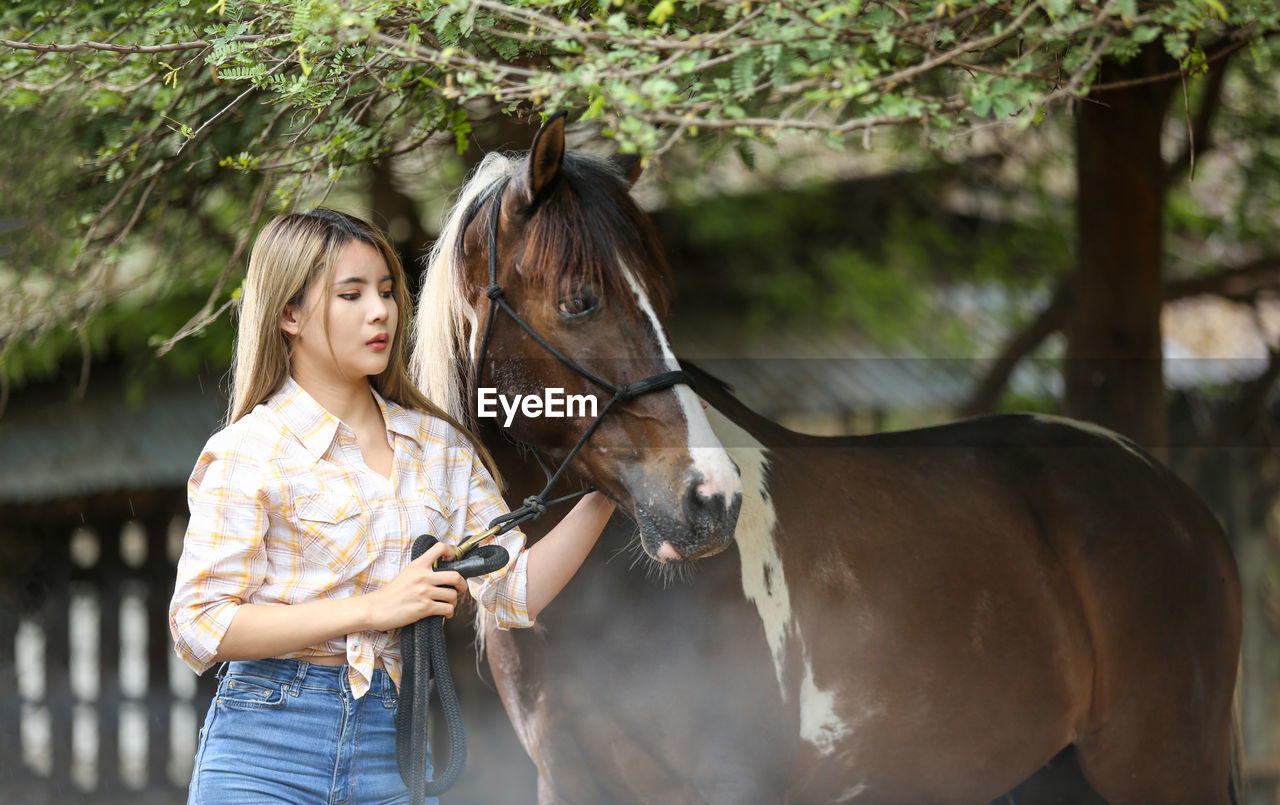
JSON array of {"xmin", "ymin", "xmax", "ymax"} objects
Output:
[{"xmin": 169, "ymin": 208, "xmax": 614, "ymax": 804}]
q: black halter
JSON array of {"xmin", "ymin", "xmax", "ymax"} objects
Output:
[{"xmin": 471, "ymin": 175, "xmax": 694, "ymax": 534}]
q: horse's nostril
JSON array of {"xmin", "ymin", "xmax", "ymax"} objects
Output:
[{"xmin": 683, "ymin": 481, "xmax": 724, "ymax": 522}]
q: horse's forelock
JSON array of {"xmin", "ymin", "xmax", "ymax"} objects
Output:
[
  {"xmin": 521, "ymin": 152, "xmax": 671, "ymax": 320},
  {"xmin": 412, "ymin": 149, "xmax": 672, "ymax": 421}
]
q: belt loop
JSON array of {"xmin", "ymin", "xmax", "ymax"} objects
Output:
[{"xmin": 291, "ymin": 660, "xmax": 308, "ymax": 696}]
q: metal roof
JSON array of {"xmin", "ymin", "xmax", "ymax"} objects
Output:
[
  {"xmin": 667, "ymin": 293, "xmax": 1276, "ymax": 419},
  {"xmin": 0, "ymin": 371, "xmax": 225, "ymax": 505}
]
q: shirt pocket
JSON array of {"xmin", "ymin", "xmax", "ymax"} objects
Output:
[
  {"xmin": 391, "ymin": 484, "xmax": 452, "ymax": 568},
  {"xmin": 295, "ymin": 492, "xmax": 371, "ymax": 577},
  {"xmin": 415, "ymin": 484, "xmax": 453, "ymax": 543}
]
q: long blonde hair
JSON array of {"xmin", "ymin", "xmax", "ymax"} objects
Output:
[
  {"xmin": 411, "ymin": 153, "xmax": 515, "ymax": 422},
  {"xmin": 229, "ymin": 208, "xmax": 501, "ymax": 480}
]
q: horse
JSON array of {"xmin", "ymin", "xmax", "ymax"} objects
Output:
[{"xmin": 411, "ymin": 114, "xmax": 1243, "ymax": 804}]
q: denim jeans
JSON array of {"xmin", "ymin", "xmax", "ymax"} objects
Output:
[{"xmin": 188, "ymin": 658, "xmax": 433, "ymax": 805}]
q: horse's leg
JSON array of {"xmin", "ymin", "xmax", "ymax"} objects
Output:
[
  {"xmin": 1073, "ymin": 707, "xmax": 1233, "ymax": 805},
  {"xmin": 1068, "ymin": 620, "xmax": 1236, "ymax": 804},
  {"xmin": 1035, "ymin": 446, "xmax": 1241, "ymax": 804},
  {"xmin": 997, "ymin": 745, "xmax": 1105, "ymax": 805}
]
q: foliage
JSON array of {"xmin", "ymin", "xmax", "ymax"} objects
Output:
[
  {"xmin": 0, "ymin": 0, "xmax": 1276, "ymax": 387},
  {"xmin": 662, "ymin": 167, "xmax": 1073, "ymax": 352}
]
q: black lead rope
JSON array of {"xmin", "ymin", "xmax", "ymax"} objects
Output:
[
  {"xmin": 395, "ymin": 173, "xmax": 696, "ymax": 801},
  {"xmin": 395, "ymin": 535, "xmax": 510, "ymax": 802}
]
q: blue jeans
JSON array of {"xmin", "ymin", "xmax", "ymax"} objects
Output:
[{"xmin": 188, "ymin": 658, "xmax": 432, "ymax": 805}]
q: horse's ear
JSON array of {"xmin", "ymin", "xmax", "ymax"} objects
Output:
[
  {"xmin": 611, "ymin": 153, "xmax": 643, "ymax": 188},
  {"xmin": 526, "ymin": 111, "xmax": 567, "ymax": 203}
]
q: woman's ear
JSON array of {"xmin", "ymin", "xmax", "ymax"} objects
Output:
[{"xmin": 280, "ymin": 303, "xmax": 301, "ymax": 336}]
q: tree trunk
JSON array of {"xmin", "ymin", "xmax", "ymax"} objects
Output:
[{"xmin": 1065, "ymin": 44, "xmax": 1178, "ymax": 454}]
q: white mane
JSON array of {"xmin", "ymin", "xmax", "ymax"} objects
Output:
[{"xmin": 410, "ymin": 153, "xmax": 517, "ymax": 421}]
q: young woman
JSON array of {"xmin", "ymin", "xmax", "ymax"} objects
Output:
[{"xmin": 169, "ymin": 208, "xmax": 614, "ymax": 804}]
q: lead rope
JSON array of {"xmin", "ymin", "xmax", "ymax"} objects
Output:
[
  {"xmin": 396, "ymin": 535, "xmax": 510, "ymax": 802},
  {"xmin": 396, "ymin": 175, "xmax": 695, "ymax": 801}
]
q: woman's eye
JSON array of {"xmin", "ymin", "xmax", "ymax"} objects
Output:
[
  {"xmin": 557, "ymin": 285, "xmax": 598, "ymax": 317},
  {"xmin": 380, "ymin": 289, "xmax": 394, "ymax": 299},
  {"xmin": 339, "ymin": 292, "xmax": 359, "ymax": 301}
]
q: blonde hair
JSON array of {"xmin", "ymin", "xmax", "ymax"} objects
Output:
[
  {"xmin": 411, "ymin": 153, "xmax": 516, "ymax": 422},
  {"xmin": 229, "ymin": 208, "xmax": 501, "ymax": 480}
]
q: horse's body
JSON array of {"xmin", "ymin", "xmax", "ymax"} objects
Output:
[
  {"xmin": 487, "ymin": 370, "xmax": 1241, "ymax": 803},
  {"xmin": 412, "ymin": 115, "xmax": 1242, "ymax": 804}
]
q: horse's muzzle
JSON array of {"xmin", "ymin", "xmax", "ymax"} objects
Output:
[{"xmin": 637, "ymin": 481, "xmax": 741, "ymax": 563}]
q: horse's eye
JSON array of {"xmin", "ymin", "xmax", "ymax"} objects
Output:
[{"xmin": 557, "ymin": 285, "xmax": 599, "ymax": 318}]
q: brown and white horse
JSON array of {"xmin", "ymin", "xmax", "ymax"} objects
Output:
[{"xmin": 413, "ymin": 116, "xmax": 1242, "ymax": 804}]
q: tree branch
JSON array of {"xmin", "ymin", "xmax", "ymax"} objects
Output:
[
  {"xmin": 155, "ymin": 171, "xmax": 276, "ymax": 356},
  {"xmin": 958, "ymin": 279, "xmax": 1071, "ymax": 417},
  {"xmin": 1165, "ymin": 50, "xmax": 1231, "ymax": 186},
  {"xmin": 960, "ymin": 256, "xmax": 1280, "ymax": 415},
  {"xmin": 1167, "ymin": 256, "xmax": 1280, "ymax": 302},
  {"xmin": 0, "ymin": 36, "xmax": 263, "ymax": 54}
]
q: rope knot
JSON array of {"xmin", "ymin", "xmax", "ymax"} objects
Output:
[
  {"xmin": 616, "ymin": 383, "xmax": 637, "ymax": 402},
  {"xmin": 521, "ymin": 496, "xmax": 547, "ymax": 517},
  {"xmin": 486, "ymin": 284, "xmax": 504, "ymax": 300}
]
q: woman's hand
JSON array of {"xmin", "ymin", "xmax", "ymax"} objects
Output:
[{"xmin": 362, "ymin": 541, "xmax": 469, "ymax": 630}]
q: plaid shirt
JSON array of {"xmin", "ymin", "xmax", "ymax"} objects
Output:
[{"xmin": 169, "ymin": 376, "xmax": 532, "ymax": 697}]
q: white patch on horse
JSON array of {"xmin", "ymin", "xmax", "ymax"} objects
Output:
[
  {"xmin": 1030, "ymin": 414, "xmax": 1155, "ymax": 468},
  {"xmin": 837, "ymin": 783, "xmax": 869, "ymax": 802},
  {"xmin": 620, "ymin": 265, "xmax": 742, "ymax": 498},
  {"xmin": 800, "ymin": 655, "xmax": 852, "ymax": 754},
  {"xmin": 707, "ymin": 408, "xmax": 854, "ymax": 756},
  {"xmin": 703, "ymin": 409, "xmax": 789, "ymax": 672}
]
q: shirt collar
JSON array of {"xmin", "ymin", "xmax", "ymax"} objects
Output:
[
  {"xmin": 370, "ymin": 384, "xmax": 422, "ymax": 447},
  {"xmin": 269, "ymin": 376, "xmax": 341, "ymax": 462},
  {"xmin": 269, "ymin": 376, "xmax": 422, "ymax": 462}
]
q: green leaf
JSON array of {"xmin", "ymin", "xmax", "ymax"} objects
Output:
[
  {"xmin": 1131, "ymin": 26, "xmax": 1161, "ymax": 44},
  {"xmin": 648, "ymin": 0, "xmax": 676, "ymax": 26},
  {"xmin": 582, "ymin": 92, "xmax": 607, "ymax": 121}
]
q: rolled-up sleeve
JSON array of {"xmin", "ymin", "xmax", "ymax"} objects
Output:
[
  {"xmin": 457, "ymin": 448, "xmax": 534, "ymax": 630},
  {"xmin": 168, "ymin": 436, "xmax": 271, "ymax": 674}
]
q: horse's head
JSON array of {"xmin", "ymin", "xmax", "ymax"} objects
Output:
[{"xmin": 413, "ymin": 113, "xmax": 742, "ymax": 564}]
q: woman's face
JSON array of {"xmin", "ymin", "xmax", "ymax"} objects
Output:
[{"xmin": 283, "ymin": 240, "xmax": 398, "ymax": 384}]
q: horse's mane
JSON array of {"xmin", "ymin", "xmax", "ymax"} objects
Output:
[
  {"xmin": 411, "ymin": 153, "xmax": 513, "ymax": 423},
  {"xmin": 411, "ymin": 149, "xmax": 672, "ymax": 425}
]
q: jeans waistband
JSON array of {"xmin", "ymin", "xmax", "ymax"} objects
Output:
[{"xmin": 220, "ymin": 657, "xmax": 397, "ymax": 698}]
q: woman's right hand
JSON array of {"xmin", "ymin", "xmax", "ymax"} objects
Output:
[{"xmin": 363, "ymin": 541, "xmax": 468, "ymax": 631}]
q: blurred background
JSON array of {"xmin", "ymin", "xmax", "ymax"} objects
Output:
[{"xmin": 3, "ymin": 2, "xmax": 1280, "ymax": 803}]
